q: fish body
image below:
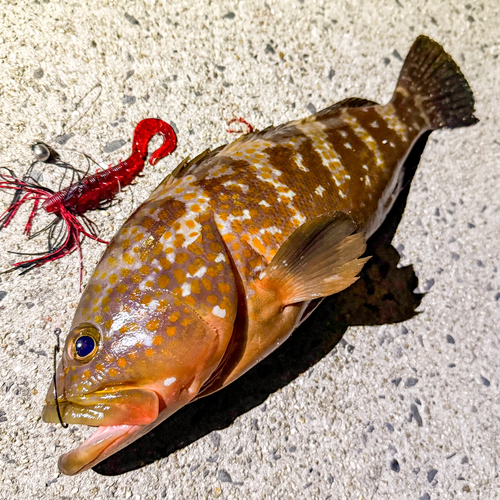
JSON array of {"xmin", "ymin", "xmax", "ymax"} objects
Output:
[{"xmin": 43, "ymin": 36, "xmax": 477, "ymax": 474}]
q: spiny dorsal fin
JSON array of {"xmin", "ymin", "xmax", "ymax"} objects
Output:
[
  {"xmin": 168, "ymin": 154, "xmax": 191, "ymax": 178},
  {"xmin": 158, "ymin": 144, "xmax": 227, "ymax": 190},
  {"xmin": 312, "ymin": 97, "xmax": 378, "ymax": 120},
  {"xmin": 154, "ymin": 155, "xmax": 190, "ymax": 191},
  {"xmin": 259, "ymin": 212, "xmax": 370, "ymax": 305}
]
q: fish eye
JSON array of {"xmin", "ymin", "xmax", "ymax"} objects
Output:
[
  {"xmin": 67, "ymin": 324, "xmax": 100, "ymax": 362},
  {"xmin": 75, "ymin": 336, "xmax": 96, "ymax": 358}
]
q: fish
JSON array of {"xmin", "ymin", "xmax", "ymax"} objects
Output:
[{"xmin": 42, "ymin": 35, "xmax": 477, "ymax": 475}]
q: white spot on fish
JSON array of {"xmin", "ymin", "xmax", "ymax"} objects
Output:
[
  {"xmin": 164, "ymin": 377, "xmax": 176, "ymax": 387},
  {"xmin": 164, "ymin": 251, "xmax": 176, "ymax": 264},
  {"xmin": 212, "ymin": 305, "xmax": 226, "ymax": 318},
  {"xmin": 344, "ymin": 142, "xmax": 353, "ymax": 149},
  {"xmin": 339, "ymin": 130, "xmax": 348, "ymax": 138},
  {"xmin": 215, "ymin": 253, "xmax": 226, "ymax": 263},
  {"xmin": 370, "ymin": 121, "xmax": 379, "ymax": 128},
  {"xmin": 259, "ymin": 200, "xmax": 270, "ymax": 207},
  {"xmin": 266, "ymin": 226, "xmax": 282, "ymax": 235},
  {"xmin": 181, "ymin": 223, "xmax": 201, "ymax": 248},
  {"xmin": 382, "ymin": 139, "xmax": 388, "ymax": 145},
  {"xmin": 181, "ymin": 282, "xmax": 191, "ymax": 297},
  {"xmin": 279, "ymin": 189, "xmax": 296, "ymax": 200},
  {"xmin": 112, "ymin": 310, "xmax": 146, "ymax": 336},
  {"xmin": 293, "ymin": 212, "xmax": 307, "ymax": 225},
  {"xmin": 315, "ymin": 185, "xmax": 326, "ymax": 197},
  {"xmin": 192, "ymin": 266, "xmax": 207, "ymax": 278},
  {"xmin": 362, "ymin": 164, "xmax": 369, "ymax": 171},
  {"xmin": 295, "ymin": 153, "xmax": 309, "ymax": 172}
]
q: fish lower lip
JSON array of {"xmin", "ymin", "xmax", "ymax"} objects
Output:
[
  {"xmin": 58, "ymin": 424, "xmax": 141, "ymax": 475},
  {"xmin": 42, "ymin": 388, "xmax": 159, "ymax": 426}
]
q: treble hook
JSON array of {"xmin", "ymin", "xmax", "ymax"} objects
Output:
[{"xmin": 53, "ymin": 328, "xmax": 68, "ymax": 429}]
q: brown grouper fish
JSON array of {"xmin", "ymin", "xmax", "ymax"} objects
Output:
[{"xmin": 42, "ymin": 36, "xmax": 477, "ymax": 474}]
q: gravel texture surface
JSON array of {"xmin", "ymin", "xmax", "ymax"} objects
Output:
[{"xmin": 0, "ymin": 1, "xmax": 499, "ymax": 499}]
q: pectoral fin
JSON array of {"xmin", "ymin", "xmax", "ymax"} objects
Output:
[{"xmin": 259, "ymin": 212, "xmax": 369, "ymax": 305}]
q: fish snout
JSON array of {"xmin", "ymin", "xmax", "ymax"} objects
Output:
[{"xmin": 42, "ymin": 387, "xmax": 159, "ymax": 427}]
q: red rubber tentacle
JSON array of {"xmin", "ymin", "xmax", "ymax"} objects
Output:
[
  {"xmin": 0, "ymin": 204, "xmax": 21, "ymax": 229},
  {"xmin": 0, "ymin": 174, "xmax": 52, "ymax": 229},
  {"xmin": 78, "ymin": 213, "xmax": 109, "ymax": 244},
  {"xmin": 0, "ymin": 174, "xmax": 53, "ymax": 195},
  {"xmin": 60, "ymin": 211, "xmax": 106, "ymax": 289},
  {"xmin": 60, "ymin": 210, "xmax": 85, "ymax": 290},
  {"xmin": 58, "ymin": 211, "xmax": 107, "ymax": 248},
  {"xmin": 73, "ymin": 219, "xmax": 107, "ymax": 244},
  {"xmin": 0, "ymin": 191, "xmax": 45, "ymax": 230},
  {"xmin": 0, "ymin": 194, "xmax": 28, "ymax": 229},
  {"xmin": 24, "ymin": 198, "xmax": 40, "ymax": 236},
  {"xmin": 10, "ymin": 216, "xmax": 79, "ymax": 272},
  {"xmin": 77, "ymin": 234, "xmax": 84, "ymax": 291}
]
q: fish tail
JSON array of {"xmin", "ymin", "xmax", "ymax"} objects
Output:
[{"xmin": 393, "ymin": 35, "xmax": 478, "ymax": 130}]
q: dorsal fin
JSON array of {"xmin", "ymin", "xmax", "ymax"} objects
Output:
[
  {"xmin": 158, "ymin": 97, "xmax": 378, "ymax": 191},
  {"xmin": 167, "ymin": 154, "xmax": 191, "ymax": 179},
  {"xmin": 312, "ymin": 97, "xmax": 378, "ymax": 120},
  {"xmin": 157, "ymin": 144, "xmax": 226, "ymax": 190},
  {"xmin": 258, "ymin": 212, "xmax": 369, "ymax": 305},
  {"xmin": 251, "ymin": 98, "xmax": 379, "ymax": 141}
]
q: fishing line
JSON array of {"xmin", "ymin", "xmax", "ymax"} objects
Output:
[
  {"xmin": 53, "ymin": 328, "xmax": 68, "ymax": 429},
  {"xmin": 62, "ymin": 83, "xmax": 102, "ymax": 134}
]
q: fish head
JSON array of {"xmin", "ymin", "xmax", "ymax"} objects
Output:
[{"xmin": 43, "ymin": 266, "xmax": 221, "ymax": 475}]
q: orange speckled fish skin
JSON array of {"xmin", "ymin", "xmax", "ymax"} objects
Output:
[{"xmin": 43, "ymin": 36, "xmax": 477, "ymax": 475}]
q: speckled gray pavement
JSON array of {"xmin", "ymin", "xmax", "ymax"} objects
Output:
[{"xmin": 0, "ymin": 1, "xmax": 499, "ymax": 499}]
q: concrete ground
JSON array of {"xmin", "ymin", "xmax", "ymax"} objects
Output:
[{"xmin": 0, "ymin": 1, "xmax": 499, "ymax": 498}]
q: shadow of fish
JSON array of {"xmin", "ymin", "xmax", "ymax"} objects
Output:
[{"xmin": 42, "ymin": 35, "xmax": 477, "ymax": 475}]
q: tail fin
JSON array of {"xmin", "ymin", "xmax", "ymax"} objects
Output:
[{"xmin": 395, "ymin": 35, "xmax": 478, "ymax": 129}]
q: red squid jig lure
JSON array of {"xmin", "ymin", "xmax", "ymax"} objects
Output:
[{"xmin": 0, "ymin": 118, "xmax": 176, "ymax": 284}]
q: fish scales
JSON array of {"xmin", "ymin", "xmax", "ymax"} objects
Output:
[
  {"xmin": 42, "ymin": 35, "xmax": 478, "ymax": 475},
  {"xmin": 142, "ymin": 102, "xmax": 414, "ymax": 283}
]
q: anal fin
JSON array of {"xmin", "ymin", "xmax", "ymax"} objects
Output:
[{"xmin": 258, "ymin": 212, "xmax": 369, "ymax": 305}]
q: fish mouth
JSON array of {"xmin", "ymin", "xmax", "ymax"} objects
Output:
[
  {"xmin": 43, "ymin": 385, "xmax": 161, "ymax": 475},
  {"xmin": 43, "ymin": 382, "xmax": 200, "ymax": 474}
]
